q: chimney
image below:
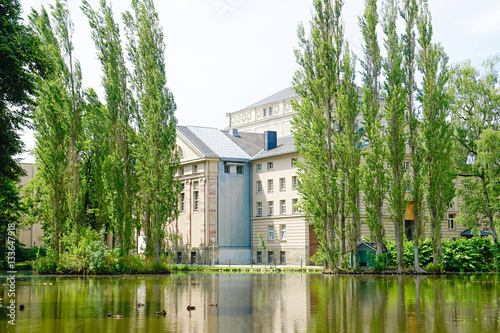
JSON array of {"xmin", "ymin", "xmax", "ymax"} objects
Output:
[
  {"xmin": 229, "ymin": 128, "xmax": 239, "ymax": 136},
  {"xmin": 264, "ymin": 131, "xmax": 277, "ymax": 151}
]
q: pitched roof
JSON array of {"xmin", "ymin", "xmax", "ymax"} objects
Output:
[
  {"xmin": 237, "ymin": 86, "xmax": 299, "ymax": 112},
  {"xmin": 178, "ymin": 125, "xmax": 266, "ymax": 160},
  {"xmin": 252, "ymin": 135, "xmax": 297, "ymax": 160}
]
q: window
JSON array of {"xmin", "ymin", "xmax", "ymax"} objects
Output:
[
  {"xmin": 269, "ymin": 106, "xmax": 274, "ymax": 116},
  {"xmin": 256, "ymin": 164, "xmax": 262, "ymax": 172},
  {"xmin": 291, "ymin": 158, "xmax": 297, "ymax": 167},
  {"xmin": 268, "ymin": 201, "xmax": 274, "ymax": 216},
  {"xmin": 280, "ymin": 178, "xmax": 286, "ymax": 191},
  {"xmin": 257, "ymin": 181, "xmax": 262, "ymax": 193},
  {"xmin": 449, "ymin": 202, "xmax": 454, "ymax": 209},
  {"xmin": 256, "ymin": 251, "xmax": 262, "ymax": 264},
  {"xmin": 280, "ymin": 200, "xmax": 286, "ymax": 215},
  {"xmin": 181, "ymin": 167, "xmax": 185, "ymax": 176},
  {"xmin": 178, "ymin": 147, "xmax": 184, "ymax": 159},
  {"xmin": 236, "ymin": 165, "xmax": 243, "ymax": 174},
  {"xmin": 267, "ymin": 162, "xmax": 274, "ymax": 170},
  {"xmin": 292, "ymin": 176, "xmax": 297, "ymax": 189},
  {"xmin": 268, "ymin": 251, "xmax": 274, "ymax": 264},
  {"xmin": 268, "ymin": 179, "xmax": 274, "ymax": 192},
  {"xmin": 180, "ymin": 193, "xmax": 185, "ymax": 212},
  {"xmin": 269, "ymin": 225, "xmax": 275, "ymax": 240},
  {"xmin": 224, "ymin": 165, "xmax": 230, "ymax": 174},
  {"xmin": 292, "ymin": 198, "xmax": 299, "ymax": 213},
  {"xmin": 448, "ymin": 214, "xmax": 455, "ymax": 229},
  {"xmin": 194, "ymin": 165, "xmax": 198, "ymax": 173},
  {"xmin": 193, "ymin": 191, "xmax": 199, "ymax": 210},
  {"xmin": 403, "ymin": 161, "xmax": 410, "ymax": 171},
  {"xmin": 177, "ymin": 252, "xmax": 182, "ymax": 264},
  {"xmin": 193, "ymin": 181, "xmax": 199, "ymax": 190},
  {"xmin": 280, "ymin": 251, "xmax": 286, "ymax": 264},
  {"xmin": 257, "ymin": 202, "xmax": 262, "ymax": 216},
  {"xmin": 281, "ymin": 225, "xmax": 287, "ymax": 240},
  {"xmin": 263, "ymin": 107, "xmax": 267, "ymax": 117},
  {"xmin": 191, "ymin": 251, "xmax": 196, "ymax": 264}
]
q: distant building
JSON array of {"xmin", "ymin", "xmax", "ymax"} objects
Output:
[{"xmin": 17, "ymin": 163, "xmax": 44, "ymax": 248}]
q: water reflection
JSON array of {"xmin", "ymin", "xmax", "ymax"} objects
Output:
[{"xmin": 0, "ymin": 272, "xmax": 499, "ymax": 332}]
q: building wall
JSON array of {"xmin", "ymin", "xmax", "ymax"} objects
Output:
[
  {"xmin": 18, "ymin": 163, "xmax": 45, "ymax": 248},
  {"xmin": 217, "ymin": 161, "xmax": 252, "ymax": 264}
]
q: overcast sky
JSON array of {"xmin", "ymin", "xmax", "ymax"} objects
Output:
[{"xmin": 17, "ymin": 0, "xmax": 500, "ymax": 163}]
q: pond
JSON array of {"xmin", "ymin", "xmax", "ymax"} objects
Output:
[{"xmin": 1, "ymin": 272, "xmax": 499, "ymax": 332}]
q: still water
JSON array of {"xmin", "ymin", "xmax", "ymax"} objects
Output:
[{"xmin": 1, "ymin": 272, "xmax": 499, "ymax": 332}]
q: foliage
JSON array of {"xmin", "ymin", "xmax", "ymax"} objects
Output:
[
  {"xmin": 359, "ymin": 0, "xmax": 386, "ymax": 257},
  {"xmin": 382, "ymin": 0, "xmax": 408, "ymax": 273},
  {"xmin": 383, "ymin": 237, "xmax": 499, "ymax": 272},
  {"xmin": 417, "ymin": 1, "xmax": 455, "ymax": 265},
  {"xmin": 291, "ymin": 0, "xmax": 345, "ymax": 268}
]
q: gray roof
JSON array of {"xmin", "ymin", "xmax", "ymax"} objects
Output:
[
  {"xmin": 252, "ymin": 135, "xmax": 297, "ymax": 160},
  {"xmin": 178, "ymin": 125, "xmax": 267, "ymax": 160},
  {"xmin": 237, "ymin": 86, "xmax": 299, "ymax": 112}
]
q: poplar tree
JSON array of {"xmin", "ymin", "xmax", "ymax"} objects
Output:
[
  {"xmin": 336, "ymin": 46, "xmax": 362, "ymax": 267},
  {"xmin": 382, "ymin": 0, "xmax": 407, "ymax": 272},
  {"xmin": 29, "ymin": 6, "xmax": 70, "ymax": 257},
  {"xmin": 401, "ymin": 0, "xmax": 426, "ymax": 273},
  {"xmin": 124, "ymin": 0, "xmax": 180, "ymax": 264},
  {"xmin": 292, "ymin": 0, "xmax": 345, "ymax": 268},
  {"xmin": 359, "ymin": 0, "xmax": 387, "ymax": 256},
  {"xmin": 417, "ymin": 2, "xmax": 455, "ymax": 266},
  {"xmin": 82, "ymin": 0, "xmax": 136, "ymax": 251},
  {"xmin": 450, "ymin": 57, "xmax": 500, "ymax": 244}
]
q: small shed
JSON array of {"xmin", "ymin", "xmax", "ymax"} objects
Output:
[
  {"xmin": 460, "ymin": 229, "xmax": 493, "ymax": 239},
  {"xmin": 350, "ymin": 242, "xmax": 388, "ymax": 268}
]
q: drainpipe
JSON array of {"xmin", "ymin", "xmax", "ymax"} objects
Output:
[{"xmin": 205, "ymin": 161, "xmax": 210, "ymax": 265}]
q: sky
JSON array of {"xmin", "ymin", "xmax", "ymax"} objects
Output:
[{"xmin": 17, "ymin": 0, "xmax": 500, "ymax": 163}]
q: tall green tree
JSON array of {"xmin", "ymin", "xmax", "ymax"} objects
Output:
[
  {"xmin": 123, "ymin": 0, "xmax": 180, "ymax": 264},
  {"xmin": 336, "ymin": 45, "xmax": 362, "ymax": 267},
  {"xmin": 382, "ymin": 0, "xmax": 407, "ymax": 272},
  {"xmin": 0, "ymin": 0, "xmax": 44, "ymax": 262},
  {"xmin": 450, "ymin": 57, "xmax": 500, "ymax": 244},
  {"xmin": 82, "ymin": 0, "xmax": 136, "ymax": 251},
  {"xmin": 292, "ymin": 0, "xmax": 345, "ymax": 268},
  {"xmin": 29, "ymin": 5, "xmax": 69, "ymax": 257},
  {"xmin": 359, "ymin": 0, "xmax": 387, "ymax": 256},
  {"xmin": 417, "ymin": 1, "xmax": 455, "ymax": 265},
  {"xmin": 401, "ymin": 0, "xmax": 426, "ymax": 273}
]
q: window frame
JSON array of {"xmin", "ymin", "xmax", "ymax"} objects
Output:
[
  {"xmin": 267, "ymin": 161, "xmax": 274, "ymax": 170},
  {"xmin": 256, "ymin": 180, "xmax": 262, "ymax": 193},
  {"xmin": 280, "ymin": 177, "xmax": 286, "ymax": 191},
  {"xmin": 257, "ymin": 202, "xmax": 263, "ymax": 217},
  {"xmin": 268, "ymin": 179, "xmax": 274, "ymax": 192},
  {"xmin": 281, "ymin": 225, "xmax": 287, "ymax": 240},
  {"xmin": 269, "ymin": 225, "xmax": 275, "ymax": 240},
  {"xmin": 268, "ymin": 201, "xmax": 274, "ymax": 216},
  {"xmin": 193, "ymin": 191, "xmax": 199, "ymax": 211},
  {"xmin": 280, "ymin": 199, "xmax": 286, "ymax": 215}
]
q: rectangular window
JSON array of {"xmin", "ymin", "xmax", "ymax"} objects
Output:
[
  {"xmin": 292, "ymin": 176, "xmax": 297, "ymax": 189},
  {"xmin": 268, "ymin": 251, "xmax": 274, "ymax": 264},
  {"xmin": 194, "ymin": 191, "xmax": 199, "ymax": 210},
  {"xmin": 281, "ymin": 225, "xmax": 287, "ymax": 240},
  {"xmin": 257, "ymin": 251, "xmax": 262, "ymax": 264},
  {"xmin": 448, "ymin": 214, "xmax": 455, "ymax": 229},
  {"xmin": 180, "ymin": 193, "xmax": 185, "ymax": 212},
  {"xmin": 292, "ymin": 198, "xmax": 299, "ymax": 213},
  {"xmin": 291, "ymin": 158, "xmax": 297, "ymax": 167},
  {"xmin": 280, "ymin": 251, "xmax": 286, "ymax": 264},
  {"xmin": 280, "ymin": 178, "xmax": 286, "ymax": 191},
  {"xmin": 257, "ymin": 202, "xmax": 262, "ymax": 216},
  {"xmin": 257, "ymin": 181, "xmax": 262, "ymax": 193},
  {"xmin": 236, "ymin": 165, "xmax": 243, "ymax": 174},
  {"xmin": 269, "ymin": 225, "xmax": 274, "ymax": 240},
  {"xmin": 263, "ymin": 107, "xmax": 267, "ymax": 117},
  {"xmin": 280, "ymin": 200, "xmax": 286, "ymax": 215},
  {"xmin": 449, "ymin": 202, "xmax": 454, "ymax": 209},
  {"xmin": 269, "ymin": 106, "xmax": 274, "ymax": 116},
  {"xmin": 403, "ymin": 161, "xmax": 410, "ymax": 171},
  {"xmin": 191, "ymin": 251, "xmax": 196, "ymax": 264},
  {"xmin": 224, "ymin": 165, "xmax": 230, "ymax": 174},
  {"xmin": 268, "ymin": 179, "xmax": 274, "ymax": 192},
  {"xmin": 256, "ymin": 164, "xmax": 262, "ymax": 172},
  {"xmin": 267, "ymin": 162, "xmax": 274, "ymax": 170},
  {"xmin": 181, "ymin": 167, "xmax": 185, "ymax": 176},
  {"xmin": 194, "ymin": 165, "xmax": 198, "ymax": 173},
  {"xmin": 177, "ymin": 252, "xmax": 182, "ymax": 264},
  {"xmin": 268, "ymin": 201, "xmax": 274, "ymax": 216}
]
